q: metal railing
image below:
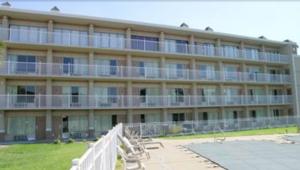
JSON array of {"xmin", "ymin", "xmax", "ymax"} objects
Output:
[
  {"xmin": 125, "ymin": 116, "xmax": 299, "ymax": 137},
  {"xmin": 0, "ymin": 27, "xmax": 290, "ymax": 64},
  {"xmin": 0, "ymin": 94, "xmax": 292, "ymax": 109},
  {"xmin": 0, "ymin": 61, "xmax": 292, "ymax": 84},
  {"xmin": 70, "ymin": 123, "xmax": 123, "ymax": 170}
]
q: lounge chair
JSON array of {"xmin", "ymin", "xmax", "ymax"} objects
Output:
[
  {"xmin": 118, "ymin": 134, "xmax": 150, "ymax": 159},
  {"xmin": 125, "ymin": 127, "xmax": 164, "ymax": 148},
  {"xmin": 117, "ymin": 146, "xmax": 145, "ymax": 170}
]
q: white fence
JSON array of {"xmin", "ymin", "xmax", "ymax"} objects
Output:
[
  {"xmin": 70, "ymin": 123, "xmax": 123, "ymax": 170},
  {"xmin": 125, "ymin": 116, "xmax": 300, "ymax": 137}
]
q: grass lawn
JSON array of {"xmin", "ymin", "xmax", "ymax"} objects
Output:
[
  {"xmin": 160, "ymin": 126, "xmax": 298, "ymax": 140},
  {"xmin": 0, "ymin": 142, "xmax": 87, "ymax": 170}
]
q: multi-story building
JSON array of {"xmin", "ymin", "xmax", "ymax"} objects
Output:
[{"xmin": 0, "ymin": 5, "xmax": 298, "ymax": 142}]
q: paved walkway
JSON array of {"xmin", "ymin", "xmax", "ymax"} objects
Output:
[{"xmin": 141, "ymin": 134, "xmax": 298, "ymax": 170}]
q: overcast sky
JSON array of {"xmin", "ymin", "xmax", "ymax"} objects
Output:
[{"xmin": 5, "ymin": 1, "xmax": 300, "ymax": 52}]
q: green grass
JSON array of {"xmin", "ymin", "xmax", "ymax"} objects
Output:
[
  {"xmin": 0, "ymin": 142, "xmax": 87, "ymax": 170},
  {"xmin": 115, "ymin": 155, "xmax": 123, "ymax": 170},
  {"xmin": 160, "ymin": 126, "xmax": 298, "ymax": 140}
]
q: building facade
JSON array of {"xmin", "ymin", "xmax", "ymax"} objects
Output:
[{"xmin": 0, "ymin": 6, "xmax": 298, "ymax": 142}]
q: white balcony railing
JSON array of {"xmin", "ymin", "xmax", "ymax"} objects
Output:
[
  {"xmin": 0, "ymin": 61, "xmax": 292, "ymax": 84},
  {"xmin": 0, "ymin": 95, "xmax": 292, "ymax": 109},
  {"xmin": 0, "ymin": 27, "xmax": 291, "ymax": 64}
]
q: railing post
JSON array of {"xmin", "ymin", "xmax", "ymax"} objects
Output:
[{"xmin": 70, "ymin": 158, "xmax": 80, "ymax": 170}]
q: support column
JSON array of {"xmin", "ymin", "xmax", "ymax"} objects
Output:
[
  {"xmin": 127, "ymin": 109, "xmax": 133, "ymax": 123},
  {"xmin": 88, "ymin": 80, "xmax": 94, "ymax": 107},
  {"xmin": 46, "ymin": 48, "xmax": 52, "ymax": 74},
  {"xmin": 239, "ymin": 41, "xmax": 245, "ymax": 58},
  {"xmin": 219, "ymin": 84, "xmax": 224, "ymax": 105},
  {"xmin": 218, "ymin": 61, "xmax": 224, "ymax": 81},
  {"xmin": 46, "ymin": 79, "xmax": 52, "ymax": 107},
  {"xmin": 190, "ymin": 58, "xmax": 196, "ymax": 80},
  {"xmin": 127, "ymin": 81, "xmax": 132, "ymax": 107},
  {"xmin": 216, "ymin": 38, "xmax": 221, "ymax": 56},
  {"xmin": 88, "ymin": 24, "xmax": 94, "ymax": 47},
  {"xmin": 192, "ymin": 82, "xmax": 197, "ymax": 106},
  {"xmin": 241, "ymin": 62, "xmax": 246, "ymax": 81},
  {"xmin": 0, "ymin": 111, "xmax": 4, "ymax": 141},
  {"xmin": 220, "ymin": 107, "xmax": 225, "ymax": 120},
  {"xmin": 160, "ymin": 56, "xmax": 165, "ymax": 78},
  {"xmin": 163, "ymin": 108, "xmax": 168, "ymax": 122},
  {"xmin": 88, "ymin": 51, "xmax": 94, "ymax": 76},
  {"xmin": 88, "ymin": 110, "xmax": 95, "ymax": 138},
  {"xmin": 243, "ymin": 84, "xmax": 248, "ymax": 104},
  {"xmin": 47, "ymin": 20, "xmax": 53, "ymax": 43},
  {"xmin": 189, "ymin": 35, "xmax": 195, "ymax": 54},
  {"xmin": 45, "ymin": 110, "xmax": 52, "ymax": 139},
  {"xmin": 125, "ymin": 28, "xmax": 131, "ymax": 49},
  {"xmin": 161, "ymin": 82, "xmax": 167, "ymax": 106},
  {"xmin": 193, "ymin": 108, "xmax": 198, "ymax": 121},
  {"xmin": 1, "ymin": 16, "xmax": 8, "ymax": 40},
  {"xmin": 126, "ymin": 54, "xmax": 132, "ymax": 77},
  {"xmin": 159, "ymin": 32, "xmax": 165, "ymax": 52},
  {"xmin": 0, "ymin": 79, "xmax": 6, "ymax": 107},
  {"xmin": 245, "ymin": 107, "xmax": 250, "ymax": 119}
]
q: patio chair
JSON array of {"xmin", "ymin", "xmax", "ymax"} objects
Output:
[
  {"xmin": 118, "ymin": 134, "xmax": 150, "ymax": 159},
  {"xmin": 117, "ymin": 146, "xmax": 145, "ymax": 170},
  {"xmin": 125, "ymin": 128, "xmax": 164, "ymax": 148}
]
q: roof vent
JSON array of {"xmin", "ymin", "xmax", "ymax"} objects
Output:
[
  {"xmin": 180, "ymin": 22, "xmax": 189, "ymax": 28},
  {"xmin": 258, "ymin": 35, "xmax": 267, "ymax": 39},
  {"xmin": 284, "ymin": 39, "xmax": 294, "ymax": 43},
  {"xmin": 1, "ymin": 2, "xmax": 11, "ymax": 7},
  {"xmin": 50, "ymin": 6, "xmax": 60, "ymax": 12},
  {"xmin": 205, "ymin": 26, "xmax": 214, "ymax": 32}
]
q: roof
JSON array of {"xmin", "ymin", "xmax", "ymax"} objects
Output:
[{"xmin": 0, "ymin": 6, "xmax": 297, "ymax": 47}]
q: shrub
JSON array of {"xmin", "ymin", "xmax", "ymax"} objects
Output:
[
  {"xmin": 67, "ymin": 138, "xmax": 75, "ymax": 144},
  {"xmin": 53, "ymin": 138, "xmax": 61, "ymax": 144}
]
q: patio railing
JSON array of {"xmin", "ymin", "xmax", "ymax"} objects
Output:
[{"xmin": 70, "ymin": 123, "xmax": 123, "ymax": 170}]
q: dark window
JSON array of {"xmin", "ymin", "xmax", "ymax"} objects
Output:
[
  {"xmin": 233, "ymin": 111, "xmax": 238, "ymax": 119},
  {"xmin": 108, "ymin": 87, "xmax": 117, "ymax": 103},
  {"xmin": 112, "ymin": 115, "xmax": 117, "ymax": 126},
  {"xmin": 273, "ymin": 89, "xmax": 278, "ymax": 96},
  {"xmin": 62, "ymin": 116, "xmax": 69, "ymax": 133},
  {"xmin": 131, "ymin": 35, "xmax": 159, "ymax": 51},
  {"xmin": 176, "ymin": 64, "xmax": 184, "ymax": 77},
  {"xmin": 273, "ymin": 109, "xmax": 280, "ymax": 117},
  {"xmin": 176, "ymin": 40, "xmax": 188, "ymax": 53},
  {"xmin": 109, "ymin": 60, "xmax": 117, "ymax": 75},
  {"xmin": 140, "ymin": 88, "xmax": 146, "ymax": 103},
  {"xmin": 172, "ymin": 113, "xmax": 185, "ymax": 122},
  {"xmin": 63, "ymin": 57, "xmax": 74, "ymax": 74},
  {"xmin": 251, "ymin": 110, "xmax": 256, "ymax": 119},
  {"xmin": 71, "ymin": 86, "xmax": 79, "ymax": 103},
  {"xmin": 175, "ymin": 88, "xmax": 184, "ymax": 102},
  {"xmin": 140, "ymin": 114, "xmax": 145, "ymax": 123},
  {"xmin": 17, "ymin": 85, "xmax": 35, "ymax": 103},
  {"xmin": 16, "ymin": 55, "xmax": 36, "ymax": 73},
  {"xmin": 203, "ymin": 112, "xmax": 208, "ymax": 121}
]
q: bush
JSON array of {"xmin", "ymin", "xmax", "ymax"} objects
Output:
[
  {"xmin": 67, "ymin": 138, "xmax": 75, "ymax": 144},
  {"xmin": 53, "ymin": 138, "xmax": 61, "ymax": 144}
]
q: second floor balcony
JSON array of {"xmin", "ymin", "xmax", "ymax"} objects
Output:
[
  {"xmin": 0, "ymin": 61, "xmax": 292, "ymax": 84},
  {"xmin": 0, "ymin": 94, "xmax": 293, "ymax": 109}
]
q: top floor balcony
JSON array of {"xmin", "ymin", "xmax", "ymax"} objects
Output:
[{"xmin": 0, "ymin": 27, "xmax": 291, "ymax": 64}]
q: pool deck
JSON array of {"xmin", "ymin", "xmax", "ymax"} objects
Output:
[{"xmin": 141, "ymin": 134, "xmax": 298, "ymax": 170}]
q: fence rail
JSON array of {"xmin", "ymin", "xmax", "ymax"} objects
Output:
[
  {"xmin": 125, "ymin": 116, "xmax": 300, "ymax": 137},
  {"xmin": 70, "ymin": 123, "xmax": 123, "ymax": 170}
]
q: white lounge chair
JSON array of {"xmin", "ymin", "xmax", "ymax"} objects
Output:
[
  {"xmin": 117, "ymin": 146, "xmax": 145, "ymax": 170},
  {"xmin": 118, "ymin": 134, "xmax": 150, "ymax": 159}
]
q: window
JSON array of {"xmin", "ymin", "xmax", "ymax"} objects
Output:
[
  {"xmin": 16, "ymin": 55, "xmax": 36, "ymax": 73},
  {"xmin": 172, "ymin": 113, "xmax": 185, "ymax": 122},
  {"xmin": 203, "ymin": 112, "xmax": 208, "ymax": 121},
  {"xmin": 221, "ymin": 45, "xmax": 239, "ymax": 58},
  {"xmin": 112, "ymin": 115, "xmax": 117, "ymax": 127},
  {"xmin": 71, "ymin": 86, "xmax": 79, "ymax": 103},
  {"xmin": 94, "ymin": 32, "xmax": 124, "ymax": 49},
  {"xmin": 131, "ymin": 35, "xmax": 159, "ymax": 51},
  {"xmin": 140, "ymin": 114, "xmax": 145, "ymax": 123},
  {"xmin": 63, "ymin": 57, "xmax": 74, "ymax": 74},
  {"xmin": 165, "ymin": 39, "xmax": 188, "ymax": 53},
  {"xmin": 7, "ymin": 116, "xmax": 36, "ymax": 140},
  {"xmin": 140, "ymin": 88, "xmax": 146, "ymax": 103},
  {"xmin": 195, "ymin": 43, "xmax": 215, "ymax": 56},
  {"xmin": 251, "ymin": 110, "xmax": 256, "ymax": 119},
  {"xmin": 17, "ymin": 85, "xmax": 35, "ymax": 103},
  {"xmin": 233, "ymin": 111, "xmax": 238, "ymax": 119},
  {"xmin": 108, "ymin": 87, "xmax": 117, "ymax": 103},
  {"xmin": 175, "ymin": 88, "xmax": 184, "ymax": 102},
  {"xmin": 245, "ymin": 48, "xmax": 259, "ymax": 59},
  {"xmin": 53, "ymin": 28, "xmax": 88, "ymax": 46},
  {"xmin": 273, "ymin": 109, "xmax": 280, "ymax": 118},
  {"xmin": 9, "ymin": 25, "xmax": 47, "ymax": 43},
  {"xmin": 110, "ymin": 60, "xmax": 117, "ymax": 75},
  {"xmin": 199, "ymin": 64, "xmax": 215, "ymax": 79},
  {"xmin": 62, "ymin": 116, "xmax": 69, "ymax": 133}
]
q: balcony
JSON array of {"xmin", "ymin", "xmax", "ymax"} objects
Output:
[
  {"xmin": 0, "ymin": 95, "xmax": 292, "ymax": 109},
  {"xmin": 0, "ymin": 61, "xmax": 292, "ymax": 84},
  {"xmin": 1, "ymin": 27, "xmax": 290, "ymax": 64}
]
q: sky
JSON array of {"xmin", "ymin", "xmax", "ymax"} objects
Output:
[{"xmin": 3, "ymin": 1, "xmax": 300, "ymax": 52}]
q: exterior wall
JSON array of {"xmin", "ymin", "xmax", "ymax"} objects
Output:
[{"xmin": 0, "ymin": 7, "xmax": 297, "ymax": 141}]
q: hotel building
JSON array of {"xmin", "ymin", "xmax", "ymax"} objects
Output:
[{"xmin": 0, "ymin": 5, "xmax": 298, "ymax": 142}]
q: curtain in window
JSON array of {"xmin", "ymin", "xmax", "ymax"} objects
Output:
[
  {"xmin": 9, "ymin": 25, "xmax": 19, "ymax": 41},
  {"xmin": 68, "ymin": 115, "xmax": 88, "ymax": 132},
  {"xmin": 164, "ymin": 39, "xmax": 176, "ymax": 53},
  {"xmin": 145, "ymin": 62, "xmax": 159, "ymax": 77},
  {"xmin": 62, "ymin": 29, "xmax": 71, "ymax": 45},
  {"xmin": 53, "ymin": 29, "xmax": 62, "ymax": 44},
  {"xmin": 94, "ymin": 115, "xmax": 112, "ymax": 133},
  {"xmin": 7, "ymin": 55, "xmax": 17, "ymax": 73},
  {"xmin": 95, "ymin": 87, "xmax": 108, "ymax": 104},
  {"xmin": 7, "ymin": 116, "xmax": 36, "ymax": 139},
  {"xmin": 9, "ymin": 25, "xmax": 47, "ymax": 43},
  {"xmin": 72, "ymin": 58, "xmax": 87, "ymax": 75},
  {"xmin": 167, "ymin": 63, "xmax": 177, "ymax": 78},
  {"xmin": 94, "ymin": 32, "xmax": 124, "ymax": 49},
  {"xmin": 245, "ymin": 48, "xmax": 259, "ymax": 59},
  {"xmin": 95, "ymin": 59, "xmax": 110, "ymax": 75}
]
